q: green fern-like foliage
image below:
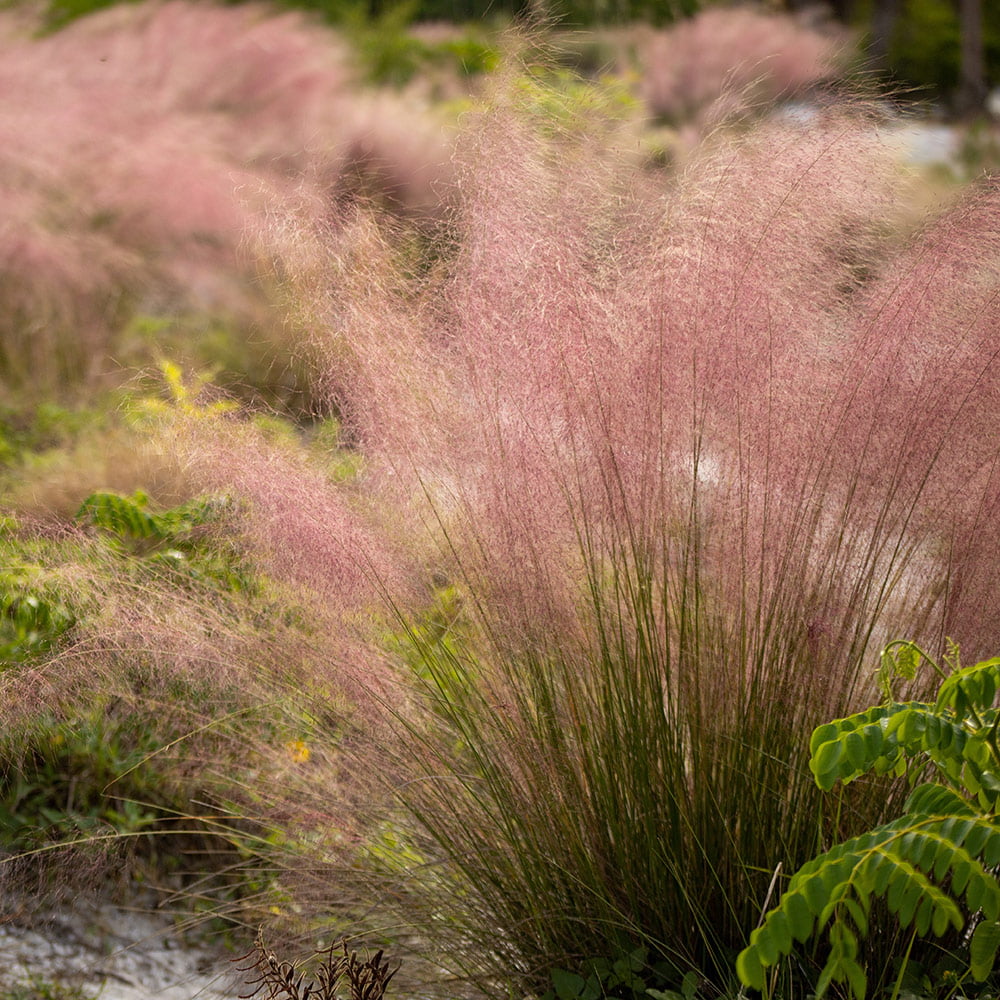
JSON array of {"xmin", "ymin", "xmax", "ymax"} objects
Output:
[
  {"xmin": 736, "ymin": 641, "xmax": 1000, "ymax": 1000},
  {"xmin": 75, "ymin": 489, "xmax": 251, "ymax": 592},
  {"xmin": 75, "ymin": 489, "xmax": 230, "ymax": 544}
]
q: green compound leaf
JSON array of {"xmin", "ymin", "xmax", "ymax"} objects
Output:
[
  {"xmin": 77, "ymin": 490, "xmax": 162, "ymax": 540},
  {"xmin": 894, "ymin": 644, "xmax": 921, "ymax": 681},
  {"xmin": 808, "ymin": 703, "xmax": 968, "ymax": 792},
  {"xmin": 739, "ymin": 644, "xmax": 1000, "ymax": 1000},
  {"xmin": 938, "ymin": 657, "xmax": 1000, "ymax": 719}
]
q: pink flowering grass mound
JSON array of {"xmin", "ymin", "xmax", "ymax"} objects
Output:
[
  {"xmin": 0, "ymin": 0, "xmax": 452, "ymax": 404},
  {"xmin": 235, "ymin": 92, "xmax": 1000, "ymax": 997},
  {"xmin": 637, "ymin": 6, "xmax": 851, "ymax": 127}
]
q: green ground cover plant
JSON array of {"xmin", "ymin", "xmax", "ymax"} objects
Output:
[
  {"xmin": 0, "ymin": 563, "xmax": 76, "ymax": 666},
  {"xmin": 0, "ymin": 495, "xmax": 236, "ymax": 855},
  {"xmin": 0, "ymin": 980, "xmax": 96, "ymax": 1000},
  {"xmin": 0, "ymin": 473, "xmax": 335, "ymax": 907}
]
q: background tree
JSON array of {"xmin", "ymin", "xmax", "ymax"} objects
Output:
[
  {"xmin": 956, "ymin": 0, "xmax": 987, "ymax": 115},
  {"xmin": 870, "ymin": 0, "xmax": 902, "ymax": 73}
]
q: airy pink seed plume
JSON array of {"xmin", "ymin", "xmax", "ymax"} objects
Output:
[
  {"xmin": 297, "ymin": 96, "xmax": 1000, "ymax": 694},
  {"xmin": 175, "ymin": 414, "xmax": 417, "ymax": 619},
  {"xmin": 638, "ymin": 6, "xmax": 850, "ymax": 126},
  {"xmin": 180, "ymin": 422, "xmax": 419, "ymax": 733},
  {"xmin": 826, "ymin": 181, "xmax": 1000, "ymax": 660},
  {"xmin": 0, "ymin": 1, "xmax": 452, "ymax": 397}
]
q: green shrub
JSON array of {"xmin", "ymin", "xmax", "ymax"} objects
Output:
[
  {"xmin": 0, "ymin": 561, "xmax": 76, "ymax": 667},
  {"xmin": 0, "ymin": 709, "xmax": 174, "ymax": 850},
  {"xmin": 0, "ymin": 487, "xmax": 268, "ymax": 871},
  {"xmin": 0, "ymin": 589, "xmax": 75, "ymax": 666},
  {"xmin": 0, "ymin": 979, "xmax": 97, "ymax": 1000},
  {"xmin": 542, "ymin": 949, "xmax": 692, "ymax": 1000},
  {"xmin": 331, "ymin": 3, "xmax": 500, "ymax": 86},
  {"xmin": 0, "ymin": 404, "xmax": 105, "ymax": 471}
]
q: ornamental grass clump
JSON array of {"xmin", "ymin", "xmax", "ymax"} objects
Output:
[
  {"xmin": 255, "ymin": 91, "xmax": 1000, "ymax": 999},
  {"xmin": 636, "ymin": 7, "xmax": 851, "ymax": 128},
  {"xmin": 0, "ymin": 0, "xmax": 452, "ymax": 405},
  {"xmin": 0, "ymin": 400, "xmax": 406, "ymax": 915},
  {"xmin": 18, "ymin": 60, "xmax": 1000, "ymax": 1000}
]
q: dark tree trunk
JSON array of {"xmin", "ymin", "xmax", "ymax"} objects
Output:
[
  {"xmin": 869, "ymin": 0, "xmax": 902, "ymax": 75},
  {"xmin": 955, "ymin": 0, "xmax": 987, "ymax": 117},
  {"xmin": 827, "ymin": 0, "xmax": 853, "ymax": 22}
]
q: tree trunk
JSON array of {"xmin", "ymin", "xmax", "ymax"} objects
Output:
[
  {"xmin": 956, "ymin": 0, "xmax": 987, "ymax": 117},
  {"xmin": 869, "ymin": 0, "xmax": 902, "ymax": 75},
  {"xmin": 827, "ymin": 0, "xmax": 853, "ymax": 22}
]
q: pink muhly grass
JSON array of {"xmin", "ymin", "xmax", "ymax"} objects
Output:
[
  {"xmin": 826, "ymin": 181, "xmax": 1000, "ymax": 658},
  {"xmin": 0, "ymin": 479, "xmax": 398, "ymax": 916},
  {"xmin": 261, "ymin": 96, "xmax": 1000, "ymax": 993},
  {"xmin": 637, "ymin": 6, "xmax": 851, "ymax": 127},
  {"xmin": 181, "ymin": 415, "xmax": 418, "ymax": 620},
  {"xmin": 0, "ymin": 519, "xmax": 293, "ymax": 888},
  {"xmin": 0, "ymin": 1, "xmax": 452, "ymax": 399}
]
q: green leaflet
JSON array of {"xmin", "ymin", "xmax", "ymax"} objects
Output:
[
  {"xmin": 781, "ymin": 889, "xmax": 815, "ymax": 943},
  {"xmin": 971, "ymin": 920, "xmax": 1000, "ymax": 981},
  {"xmin": 905, "ymin": 783, "xmax": 973, "ymax": 816},
  {"xmin": 735, "ymin": 945, "xmax": 765, "ymax": 991},
  {"xmin": 811, "ymin": 738, "xmax": 848, "ymax": 790}
]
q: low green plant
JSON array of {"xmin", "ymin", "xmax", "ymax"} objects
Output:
[
  {"xmin": 306, "ymin": 417, "xmax": 367, "ymax": 485},
  {"xmin": 871, "ymin": 0, "xmax": 1000, "ymax": 105},
  {"xmin": 542, "ymin": 948, "xmax": 698, "ymax": 1000},
  {"xmin": 385, "ymin": 584, "xmax": 466, "ymax": 699},
  {"xmin": 737, "ymin": 640, "xmax": 1000, "ymax": 1000},
  {"xmin": 0, "ymin": 978, "xmax": 97, "ymax": 1000},
  {"xmin": 346, "ymin": 4, "xmax": 496, "ymax": 87},
  {"xmin": 75, "ymin": 489, "xmax": 253, "ymax": 594},
  {"xmin": 512, "ymin": 64, "xmax": 641, "ymax": 137},
  {"xmin": 0, "ymin": 710, "xmax": 171, "ymax": 849},
  {"xmin": 0, "ymin": 485, "xmax": 272, "ymax": 873},
  {"xmin": 0, "ymin": 563, "xmax": 76, "ymax": 667},
  {"xmin": 0, "ymin": 482, "xmax": 253, "ymax": 675},
  {"xmin": 0, "ymin": 403, "xmax": 101, "ymax": 469},
  {"xmin": 120, "ymin": 319, "xmax": 317, "ymax": 420}
]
